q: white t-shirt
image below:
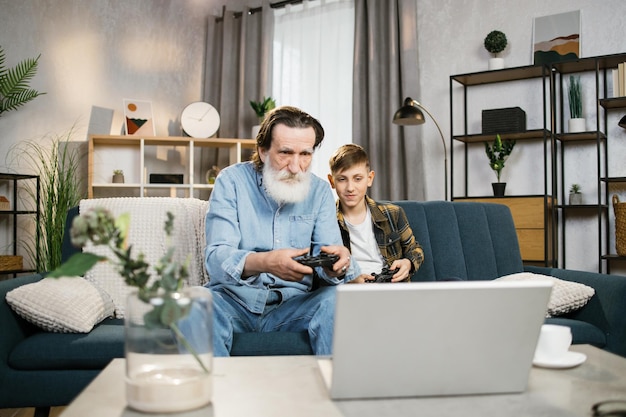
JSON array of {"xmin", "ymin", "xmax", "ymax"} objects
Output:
[{"xmin": 345, "ymin": 207, "xmax": 384, "ymax": 275}]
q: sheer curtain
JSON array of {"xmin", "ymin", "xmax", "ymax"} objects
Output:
[{"xmin": 272, "ymin": 0, "xmax": 355, "ymax": 180}]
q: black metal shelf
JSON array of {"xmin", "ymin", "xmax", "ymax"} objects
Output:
[
  {"xmin": 0, "ymin": 173, "xmax": 40, "ymax": 277},
  {"xmin": 453, "ymin": 129, "xmax": 551, "ymax": 144}
]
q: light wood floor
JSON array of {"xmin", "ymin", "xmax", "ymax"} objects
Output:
[{"xmin": 0, "ymin": 408, "xmax": 65, "ymax": 417}]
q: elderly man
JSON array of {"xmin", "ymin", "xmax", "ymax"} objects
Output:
[{"xmin": 204, "ymin": 105, "xmax": 357, "ymax": 356}]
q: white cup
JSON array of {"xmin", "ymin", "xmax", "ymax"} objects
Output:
[{"xmin": 535, "ymin": 324, "xmax": 572, "ymax": 360}]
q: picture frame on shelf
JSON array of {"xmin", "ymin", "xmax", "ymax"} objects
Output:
[
  {"xmin": 123, "ymin": 98, "xmax": 155, "ymax": 136},
  {"xmin": 532, "ymin": 10, "xmax": 581, "ymax": 66}
]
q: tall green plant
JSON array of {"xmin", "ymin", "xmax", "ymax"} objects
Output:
[
  {"xmin": 0, "ymin": 45, "xmax": 45, "ymax": 116},
  {"xmin": 7, "ymin": 127, "xmax": 86, "ymax": 271},
  {"xmin": 568, "ymin": 75, "xmax": 582, "ymax": 119},
  {"xmin": 484, "ymin": 134, "xmax": 516, "ymax": 183}
]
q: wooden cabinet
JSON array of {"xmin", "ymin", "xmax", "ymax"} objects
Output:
[
  {"xmin": 455, "ymin": 196, "xmax": 555, "ymax": 265},
  {"xmin": 88, "ymin": 135, "xmax": 256, "ymax": 199}
]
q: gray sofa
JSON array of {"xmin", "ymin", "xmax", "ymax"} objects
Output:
[{"xmin": 1, "ymin": 199, "xmax": 625, "ymax": 417}]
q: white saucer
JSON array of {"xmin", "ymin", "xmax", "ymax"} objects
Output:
[{"xmin": 533, "ymin": 351, "xmax": 587, "ymax": 369}]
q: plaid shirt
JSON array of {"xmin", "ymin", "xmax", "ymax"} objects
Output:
[{"xmin": 336, "ymin": 196, "xmax": 424, "ymax": 281}]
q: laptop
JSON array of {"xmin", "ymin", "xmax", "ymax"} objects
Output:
[{"xmin": 318, "ymin": 280, "xmax": 552, "ymax": 400}]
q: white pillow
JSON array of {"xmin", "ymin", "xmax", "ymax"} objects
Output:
[
  {"xmin": 6, "ymin": 276, "xmax": 115, "ymax": 333},
  {"xmin": 496, "ymin": 272, "xmax": 595, "ymax": 317}
]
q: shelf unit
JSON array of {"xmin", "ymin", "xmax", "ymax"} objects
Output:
[
  {"xmin": 450, "ymin": 53, "xmax": 626, "ymax": 273},
  {"xmin": 0, "ymin": 173, "xmax": 40, "ymax": 276},
  {"xmin": 449, "ymin": 65, "xmax": 557, "ymax": 266},
  {"xmin": 552, "ymin": 53, "xmax": 626, "ymax": 273},
  {"xmin": 88, "ymin": 135, "xmax": 256, "ymax": 199}
]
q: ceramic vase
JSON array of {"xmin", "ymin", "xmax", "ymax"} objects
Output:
[
  {"xmin": 125, "ymin": 287, "xmax": 213, "ymax": 413},
  {"xmin": 492, "ymin": 182, "xmax": 506, "ymax": 197},
  {"xmin": 569, "ymin": 193, "xmax": 582, "ymax": 205},
  {"xmin": 568, "ymin": 118, "xmax": 586, "ymax": 133},
  {"xmin": 488, "ymin": 58, "xmax": 504, "ymax": 70},
  {"xmin": 251, "ymin": 125, "xmax": 261, "ymax": 139}
]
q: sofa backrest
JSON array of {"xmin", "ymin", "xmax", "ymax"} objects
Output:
[
  {"xmin": 62, "ymin": 198, "xmax": 524, "ymax": 287},
  {"xmin": 393, "ymin": 201, "xmax": 524, "ymax": 282},
  {"xmin": 62, "ymin": 197, "xmax": 209, "ymax": 318}
]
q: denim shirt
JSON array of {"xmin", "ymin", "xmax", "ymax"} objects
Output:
[{"xmin": 205, "ymin": 161, "xmax": 358, "ymax": 314}]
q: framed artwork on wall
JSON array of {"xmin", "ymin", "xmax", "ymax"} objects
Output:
[
  {"xmin": 123, "ymin": 98, "xmax": 156, "ymax": 136},
  {"xmin": 532, "ymin": 10, "xmax": 581, "ymax": 66}
]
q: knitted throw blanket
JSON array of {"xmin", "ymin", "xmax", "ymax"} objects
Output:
[{"xmin": 80, "ymin": 197, "xmax": 209, "ymax": 318}]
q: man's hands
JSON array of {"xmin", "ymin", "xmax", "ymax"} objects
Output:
[{"xmin": 243, "ymin": 245, "xmax": 352, "ymax": 282}]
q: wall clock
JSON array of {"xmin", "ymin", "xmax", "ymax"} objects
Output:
[{"xmin": 180, "ymin": 101, "xmax": 220, "ymax": 138}]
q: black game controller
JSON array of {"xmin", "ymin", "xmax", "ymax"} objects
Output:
[
  {"xmin": 293, "ymin": 252, "xmax": 339, "ymax": 268},
  {"xmin": 366, "ymin": 266, "xmax": 399, "ymax": 283}
]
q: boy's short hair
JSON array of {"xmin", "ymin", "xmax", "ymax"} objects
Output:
[{"xmin": 329, "ymin": 144, "xmax": 370, "ymax": 174}]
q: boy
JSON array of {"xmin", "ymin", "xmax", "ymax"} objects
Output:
[{"xmin": 328, "ymin": 144, "xmax": 424, "ymax": 283}]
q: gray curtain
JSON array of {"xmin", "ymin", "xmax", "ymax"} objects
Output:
[
  {"xmin": 204, "ymin": 2, "xmax": 273, "ymax": 140},
  {"xmin": 352, "ymin": 0, "xmax": 425, "ymax": 201}
]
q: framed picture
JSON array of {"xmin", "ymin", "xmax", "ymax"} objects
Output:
[
  {"xmin": 532, "ymin": 10, "xmax": 581, "ymax": 66},
  {"xmin": 123, "ymin": 98, "xmax": 156, "ymax": 136}
]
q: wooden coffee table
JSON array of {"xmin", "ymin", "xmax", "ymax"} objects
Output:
[{"xmin": 60, "ymin": 345, "xmax": 626, "ymax": 417}]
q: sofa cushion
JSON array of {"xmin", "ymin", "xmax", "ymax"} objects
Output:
[
  {"xmin": 496, "ymin": 272, "xmax": 595, "ymax": 317},
  {"xmin": 394, "ymin": 201, "xmax": 524, "ymax": 282},
  {"xmin": 8, "ymin": 318, "xmax": 125, "ymax": 370},
  {"xmin": 5, "ymin": 276, "xmax": 115, "ymax": 333}
]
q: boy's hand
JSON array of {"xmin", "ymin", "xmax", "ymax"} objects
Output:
[{"xmin": 389, "ymin": 258, "xmax": 412, "ymax": 282}]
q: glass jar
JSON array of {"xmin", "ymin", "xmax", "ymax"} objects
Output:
[{"xmin": 125, "ymin": 287, "xmax": 213, "ymax": 413}]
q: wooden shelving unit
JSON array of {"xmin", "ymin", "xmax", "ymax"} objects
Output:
[{"xmin": 88, "ymin": 135, "xmax": 256, "ymax": 199}]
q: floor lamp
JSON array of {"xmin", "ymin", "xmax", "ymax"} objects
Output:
[{"xmin": 393, "ymin": 97, "xmax": 448, "ymax": 201}]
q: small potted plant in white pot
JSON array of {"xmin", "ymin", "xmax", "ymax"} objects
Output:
[
  {"xmin": 569, "ymin": 183, "xmax": 582, "ymax": 205},
  {"xmin": 568, "ymin": 75, "xmax": 585, "ymax": 133},
  {"xmin": 249, "ymin": 96, "xmax": 276, "ymax": 138},
  {"xmin": 112, "ymin": 169, "xmax": 124, "ymax": 184},
  {"xmin": 484, "ymin": 30, "xmax": 507, "ymax": 70}
]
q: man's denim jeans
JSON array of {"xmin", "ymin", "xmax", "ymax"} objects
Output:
[{"xmin": 208, "ymin": 286, "xmax": 337, "ymax": 356}]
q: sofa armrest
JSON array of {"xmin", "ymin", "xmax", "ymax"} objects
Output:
[
  {"xmin": 0, "ymin": 274, "xmax": 46, "ymax": 363},
  {"xmin": 525, "ymin": 265, "xmax": 626, "ymax": 357}
]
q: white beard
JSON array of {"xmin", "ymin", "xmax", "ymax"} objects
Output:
[{"xmin": 262, "ymin": 162, "xmax": 311, "ymax": 204}]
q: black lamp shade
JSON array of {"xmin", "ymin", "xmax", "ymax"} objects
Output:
[
  {"xmin": 619, "ymin": 115, "xmax": 626, "ymax": 129},
  {"xmin": 393, "ymin": 97, "xmax": 426, "ymax": 125}
]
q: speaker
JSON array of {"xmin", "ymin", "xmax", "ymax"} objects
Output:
[{"xmin": 482, "ymin": 107, "xmax": 526, "ymax": 134}]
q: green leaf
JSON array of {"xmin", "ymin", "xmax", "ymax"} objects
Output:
[
  {"xmin": 115, "ymin": 212, "xmax": 131, "ymax": 248},
  {"xmin": 47, "ymin": 252, "xmax": 105, "ymax": 277}
]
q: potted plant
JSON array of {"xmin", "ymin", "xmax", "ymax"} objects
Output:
[
  {"xmin": 569, "ymin": 183, "xmax": 582, "ymax": 205},
  {"xmin": 484, "ymin": 133, "xmax": 516, "ymax": 197},
  {"xmin": 50, "ymin": 208, "xmax": 212, "ymax": 413},
  {"xmin": 568, "ymin": 75, "xmax": 585, "ymax": 133},
  {"xmin": 112, "ymin": 169, "xmax": 124, "ymax": 183},
  {"xmin": 249, "ymin": 96, "xmax": 276, "ymax": 138},
  {"xmin": 484, "ymin": 30, "xmax": 507, "ymax": 70},
  {"xmin": 7, "ymin": 126, "xmax": 85, "ymax": 272},
  {"xmin": 0, "ymin": 46, "xmax": 45, "ymax": 117}
]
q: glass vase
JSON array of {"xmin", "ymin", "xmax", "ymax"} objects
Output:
[{"xmin": 125, "ymin": 287, "xmax": 213, "ymax": 413}]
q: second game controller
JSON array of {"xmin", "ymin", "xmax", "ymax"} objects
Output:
[{"xmin": 366, "ymin": 266, "xmax": 399, "ymax": 283}]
